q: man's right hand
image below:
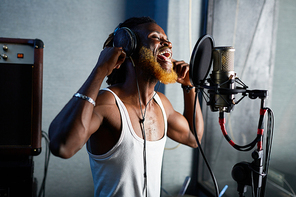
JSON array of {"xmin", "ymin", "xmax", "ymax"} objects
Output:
[{"xmin": 96, "ymin": 47, "xmax": 126, "ymax": 76}]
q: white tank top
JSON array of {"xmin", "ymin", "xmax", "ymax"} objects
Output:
[{"xmin": 87, "ymin": 88, "xmax": 167, "ymax": 197}]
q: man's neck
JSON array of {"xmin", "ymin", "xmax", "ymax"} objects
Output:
[
  {"xmin": 120, "ymin": 61, "xmax": 159, "ymax": 105},
  {"xmin": 122, "ymin": 78, "xmax": 157, "ymax": 105}
]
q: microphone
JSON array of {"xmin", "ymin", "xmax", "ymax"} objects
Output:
[
  {"xmin": 208, "ymin": 46, "xmax": 236, "ymax": 112},
  {"xmin": 188, "ymin": 35, "xmax": 247, "ymax": 112}
]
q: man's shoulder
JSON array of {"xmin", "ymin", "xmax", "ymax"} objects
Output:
[
  {"xmin": 156, "ymin": 91, "xmax": 174, "ymax": 112},
  {"xmin": 93, "ymin": 88, "xmax": 121, "ymax": 120},
  {"xmin": 96, "ymin": 88, "xmax": 117, "ymax": 105},
  {"xmin": 156, "ymin": 92, "xmax": 169, "ymax": 104}
]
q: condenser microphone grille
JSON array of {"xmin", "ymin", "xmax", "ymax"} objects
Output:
[
  {"xmin": 213, "ymin": 46, "xmax": 235, "ymax": 72},
  {"xmin": 221, "ymin": 48, "xmax": 234, "ymax": 71}
]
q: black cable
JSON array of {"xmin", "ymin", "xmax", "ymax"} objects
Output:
[
  {"xmin": 251, "ymin": 170, "xmax": 255, "ymax": 197},
  {"xmin": 218, "ymin": 111, "xmax": 262, "ymax": 152},
  {"xmin": 133, "ymin": 54, "xmax": 161, "ymax": 197},
  {"xmin": 264, "ymin": 108, "xmax": 274, "ymax": 172},
  {"xmin": 260, "ymin": 107, "xmax": 274, "ymax": 197},
  {"xmin": 38, "ymin": 131, "xmax": 51, "ymax": 197},
  {"xmin": 193, "ymin": 89, "xmax": 220, "ymax": 197},
  {"xmin": 137, "ymin": 83, "xmax": 160, "ymax": 197},
  {"xmin": 233, "ymin": 136, "xmax": 261, "ymax": 151}
]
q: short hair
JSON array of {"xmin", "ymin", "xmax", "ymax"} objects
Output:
[{"xmin": 105, "ymin": 16, "xmax": 156, "ymax": 85}]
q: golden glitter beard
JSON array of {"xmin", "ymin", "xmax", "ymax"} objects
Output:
[{"xmin": 138, "ymin": 46, "xmax": 177, "ymax": 84}]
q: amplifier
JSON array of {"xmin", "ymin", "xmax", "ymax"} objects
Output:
[{"xmin": 0, "ymin": 38, "xmax": 44, "ymax": 156}]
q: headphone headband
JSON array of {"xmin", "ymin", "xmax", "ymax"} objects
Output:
[{"xmin": 113, "ymin": 27, "xmax": 137, "ymax": 57}]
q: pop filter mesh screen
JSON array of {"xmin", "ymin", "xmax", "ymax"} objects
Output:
[{"xmin": 190, "ymin": 35, "xmax": 214, "ymax": 86}]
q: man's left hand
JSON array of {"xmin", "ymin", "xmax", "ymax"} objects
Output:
[{"xmin": 172, "ymin": 59, "xmax": 192, "ymax": 86}]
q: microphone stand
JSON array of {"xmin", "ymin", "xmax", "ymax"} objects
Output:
[
  {"xmin": 189, "ymin": 34, "xmax": 274, "ymax": 197},
  {"xmin": 194, "ymin": 73, "xmax": 274, "ymax": 197},
  {"xmin": 199, "ymin": 79, "xmax": 273, "ymax": 197},
  {"xmin": 227, "ymin": 90, "xmax": 268, "ymax": 197}
]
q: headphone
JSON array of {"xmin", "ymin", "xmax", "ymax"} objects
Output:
[{"xmin": 113, "ymin": 26, "xmax": 138, "ymax": 57}]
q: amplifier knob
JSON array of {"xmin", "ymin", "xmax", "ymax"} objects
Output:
[
  {"xmin": 1, "ymin": 54, "xmax": 8, "ymax": 60},
  {"xmin": 3, "ymin": 45, "xmax": 8, "ymax": 51}
]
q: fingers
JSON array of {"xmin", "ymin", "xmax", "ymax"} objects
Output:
[
  {"xmin": 96, "ymin": 47, "xmax": 126, "ymax": 76},
  {"xmin": 115, "ymin": 49, "xmax": 126, "ymax": 68},
  {"xmin": 178, "ymin": 63, "xmax": 189, "ymax": 79},
  {"xmin": 174, "ymin": 60, "xmax": 189, "ymax": 78},
  {"xmin": 173, "ymin": 60, "xmax": 192, "ymax": 86}
]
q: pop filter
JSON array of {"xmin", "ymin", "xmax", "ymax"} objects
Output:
[{"xmin": 189, "ymin": 34, "xmax": 214, "ymax": 87}]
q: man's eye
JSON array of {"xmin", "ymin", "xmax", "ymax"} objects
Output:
[{"xmin": 152, "ymin": 35, "xmax": 160, "ymax": 40}]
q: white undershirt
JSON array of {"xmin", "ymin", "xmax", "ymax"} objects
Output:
[{"xmin": 87, "ymin": 88, "xmax": 167, "ymax": 197}]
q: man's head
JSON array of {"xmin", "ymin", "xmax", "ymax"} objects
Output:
[
  {"xmin": 105, "ymin": 17, "xmax": 156, "ymax": 85},
  {"xmin": 106, "ymin": 17, "xmax": 177, "ymax": 85}
]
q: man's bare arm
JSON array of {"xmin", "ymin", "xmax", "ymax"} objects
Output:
[
  {"xmin": 165, "ymin": 59, "xmax": 204, "ymax": 148},
  {"xmin": 161, "ymin": 91, "xmax": 203, "ymax": 148},
  {"xmin": 48, "ymin": 47, "xmax": 126, "ymax": 158}
]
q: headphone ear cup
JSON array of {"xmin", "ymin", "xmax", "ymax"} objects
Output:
[{"xmin": 113, "ymin": 27, "xmax": 137, "ymax": 57}]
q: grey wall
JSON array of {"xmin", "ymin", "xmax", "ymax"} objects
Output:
[
  {"xmin": 270, "ymin": 0, "xmax": 296, "ymax": 195},
  {"xmin": 0, "ymin": 0, "xmax": 204, "ymax": 196}
]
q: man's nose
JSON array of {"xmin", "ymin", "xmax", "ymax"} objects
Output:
[{"xmin": 161, "ymin": 40, "xmax": 172, "ymax": 48}]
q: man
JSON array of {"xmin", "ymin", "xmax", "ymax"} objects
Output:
[{"xmin": 49, "ymin": 17, "xmax": 204, "ymax": 196}]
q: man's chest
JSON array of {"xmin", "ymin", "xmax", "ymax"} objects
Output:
[{"xmin": 125, "ymin": 102, "xmax": 165, "ymax": 141}]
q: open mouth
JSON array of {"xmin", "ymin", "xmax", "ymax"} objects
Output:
[{"xmin": 157, "ymin": 49, "xmax": 172, "ymax": 62}]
